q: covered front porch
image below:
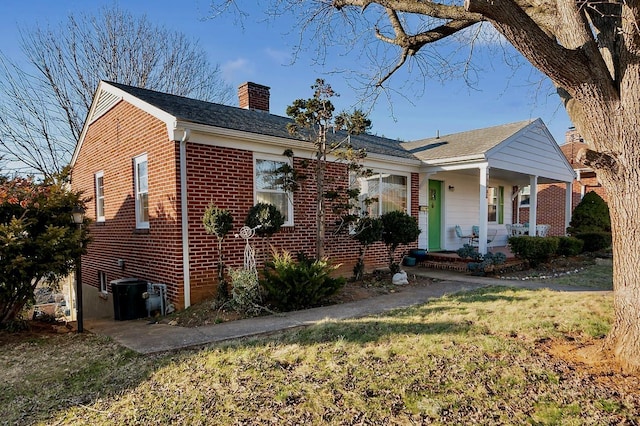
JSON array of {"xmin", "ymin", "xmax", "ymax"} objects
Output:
[{"xmin": 402, "ymin": 119, "xmax": 576, "ymax": 254}]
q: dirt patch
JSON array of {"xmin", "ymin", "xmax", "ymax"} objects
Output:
[
  {"xmin": 541, "ymin": 338, "xmax": 640, "ymax": 397},
  {"xmin": 0, "ymin": 319, "xmax": 75, "ymax": 345}
]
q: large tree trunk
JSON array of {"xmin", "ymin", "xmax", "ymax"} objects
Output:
[
  {"xmin": 465, "ymin": 0, "xmax": 640, "ymax": 373},
  {"xmin": 597, "ymin": 140, "xmax": 640, "ymax": 373}
]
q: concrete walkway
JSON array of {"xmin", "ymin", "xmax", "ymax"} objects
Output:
[{"xmin": 85, "ymin": 270, "xmax": 607, "ymax": 354}]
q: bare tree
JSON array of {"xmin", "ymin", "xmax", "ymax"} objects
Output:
[
  {"xmin": 0, "ymin": 5, "xmax": 233, "ymax": 177},
  {"xmin": 211, "ymin": 0, "xmax": 640, "ymax": 373}
]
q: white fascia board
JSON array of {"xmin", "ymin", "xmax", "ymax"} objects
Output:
[
  {"xmin": 173, "ymin": 121, "xmax": 422, "ymax": 171},
  {"xmin": 418, "ymin": 153, "xmax": 486, "ymax": 168},
  {"xmin": 419, "ymin": 160, "xmax": 488, "ymax": 174}
]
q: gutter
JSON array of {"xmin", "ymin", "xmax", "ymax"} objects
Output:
[{"xmin": 180, "ymin": 128, "xmax": 191, "ymax": 309}]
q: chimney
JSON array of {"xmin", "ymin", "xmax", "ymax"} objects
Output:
[
  {"xmin": 238, "ymin": 82, "xmax": 270, "ymax": 112},
  {"xmin": 565, "ymin": 126, "xmax": 584, "ymax": 144}
]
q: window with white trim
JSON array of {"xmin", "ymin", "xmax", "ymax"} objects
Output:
[
  {"xmin": 134, "ymin": 154, "xmax": 149, "ymax": 229},
  {"xmin": 95, "ymin": 171, "xmax": 105, "ymax": 222},
  {"xmin": 358, "ymin": 172, "xmax": 408, "ymax": 217},
  {"xmin": 518, "ymin": 186, "xmax": 530, "ymax": 207},
  {"xmin": 254, "ymin": 155, "xmax": 293, "ymax": 226},
  {"xmin": 98, "ymin": 271, "xmax": 108, "ymax": 293}
]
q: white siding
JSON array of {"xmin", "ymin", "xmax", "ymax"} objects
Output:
[
  {"xmin": 488, "ymin": 121, "xmax": 575, "ymax": 182},
  {"xmin": 428, "ymin": 171, "xmax": 514, "ymax": 250}
]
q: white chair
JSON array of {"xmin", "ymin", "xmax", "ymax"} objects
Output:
[
  {"xmin": 472, "ymin": 225, "xmax": 497, "ymax": 247},
  {"xmin": 455, "ymin": 225, "xmax": 474, "ymax": 245},
  {"xmin": 536, "ymin": 224, "xmax": 551, "ymax": 237}
]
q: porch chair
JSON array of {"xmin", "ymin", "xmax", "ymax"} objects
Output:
[
  {"xmin": 536, "ymin": 224, "xmax": 551, "ymax": 237},
  {"xmin": 454, "ymin": 225, "xmax": 474, "ymax": 245},
  {"xmin": 471, "ymin": 225, "xmax": 497, "ymax": 247}
]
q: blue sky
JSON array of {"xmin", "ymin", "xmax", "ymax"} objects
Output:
[{"xmin": 0, "ymin": 0, "xmax": 573, "ymax": 145}]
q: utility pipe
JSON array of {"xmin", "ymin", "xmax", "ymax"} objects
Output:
[{"xmin": 180, "ymin": 129, "xmax": 191, "ymax": 309}]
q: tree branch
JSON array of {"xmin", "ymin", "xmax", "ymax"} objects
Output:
[
  {"xmin": 576, "ymin": 147, "xmax": 619, "ymax": 174},
  {"xmin": 465, "ymin": 0, "xmax": 617, "ymax": 101},
  {"xmin": 332, "ymin": 0, "xmax": 482, "ymax": 21}
]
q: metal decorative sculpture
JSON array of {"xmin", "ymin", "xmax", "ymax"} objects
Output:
[{"xmin": 235, "ymin": 225, "xmax": 261, "ymax": 278}]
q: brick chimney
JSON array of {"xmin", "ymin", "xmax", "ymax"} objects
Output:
[
  {"xmin": 565, "ymin": 126, "xmax": 584, "ymax": 144},
  {"xmin": 238, "ymin": 82, "xmax": 270, "ymax": 112}
]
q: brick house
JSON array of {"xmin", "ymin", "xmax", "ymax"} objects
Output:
[
  {"xmin": 71, "ymin": 81, "xmax": 575, "ymax": 318},
  {"xmin": 514, "ymin": 127, "xmax": 607, "ymax": 235}
]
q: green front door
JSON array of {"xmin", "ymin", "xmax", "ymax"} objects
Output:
[{"xmin": 428, "ymin": 180, "xmax": 442, "ymax": 251}]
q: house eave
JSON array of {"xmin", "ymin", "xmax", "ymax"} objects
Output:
[{"xmin": 172, "ymin": 121, "xmax": 423, "ymax": 168}]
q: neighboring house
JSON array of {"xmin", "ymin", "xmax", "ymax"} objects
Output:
[
  {"xmin": 71, "ymin": 81, "xmax": 575, "ymax": 318},
  {"xmin": 514, "ymin": 127, "xmax": 608, "ymax": 235}
]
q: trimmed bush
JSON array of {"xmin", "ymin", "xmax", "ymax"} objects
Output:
[
  {"xmin": 567, "ymin": 191, "xmax": 610, "ymax": 235},
  {"xmin": 555, "ymin": 236, "xmax": 584, "ymax": 256},
  {"xmin": 576, "ymin": 232, "xmax": 612, "ymax": 253},
  {"xmin": 262, "ymin": 250, "xmax": 346, "ymax": 311},
  {"xmin": 245, "ymin": 202, "xmax": 285, "ymax": 237},
  {"xmin": 352, "ymin": 216, "xmax": 383, "ymax": 280},
  {"xmin": 508, "ymin": 236, "xmax": 559, "ymax": 267},
  {"xmin": 380, "ymin": 211, "xmax": 421, "ymax": 273}
]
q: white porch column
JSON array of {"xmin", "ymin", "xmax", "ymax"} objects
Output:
[
  {"xmin": 478, "ymin": 164, "xmax": 489, "ymax": 253},
  {"xmin": 529, "ymin": 175, "xmax": 538, "ymax": 235},
  {"xmin": 564, "ymin": 181, "xmax": 573, "ymax": 235},
  {"xmin": 418, "ymin": 173, "xmax": 430, "ymax": 250}
]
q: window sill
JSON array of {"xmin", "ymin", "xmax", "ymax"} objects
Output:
[{"xmin": 133, "ymin": 228, "xmax": 150, "ymax": 235}]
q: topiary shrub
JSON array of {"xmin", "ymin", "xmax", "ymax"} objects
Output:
[
  {"xmin": 567, "ymin": 191, "xmax": 611, "ymax": 235},
  {"xmin": 380, "ymin": 211, "xmax": 421, "ymax": 274},
  {"xmin": 351, "ymin": 216, "xmax": 383, "ymax": 280},
  {"xmin": 262, "ymin": 250, "xmax": 346, "ymax": 311},
  {"xmin": 245, "ymin": 202, "xmax": 285, "ymax": 237},
  {"xmin": 202, "ymin": 203, "xmax": 234, "ymax": 301},
  {"xmin": 575, "ymin": 231, "xmax": 612, "ymax": 253},
  {"xmin": 508, "ymin": 236, "xmax": 559, "ymax": 267},
  {"xmin": 245, "ymin": 202, "xmax": 285, "ymax": 264},
  {"xmin": 555, "ymin": 236, "xmax": 584, "ymax": 256}
]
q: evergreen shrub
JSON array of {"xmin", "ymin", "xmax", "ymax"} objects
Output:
[
  {"xmin": 262, "ymin": 251, "xmax": 346, "ymax": 311},
  {"xmin": 508, "ymin": 236, "xmax": 559, "ymax": 267},
  {"xmin": 576, "ymin": 232, "xmax": 612, "ymax": 253},
  {"xmin": 555, "ymin": 236, "xmax": 584, "ymax": 256},
  {"xmin": 567, "ymin": 191, "xmax": 611, "ymax": 235}
]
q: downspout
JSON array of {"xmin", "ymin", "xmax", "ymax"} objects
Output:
[{"xmin": 180, "ymin": 128, "xmax": 191, "ymax": 309}]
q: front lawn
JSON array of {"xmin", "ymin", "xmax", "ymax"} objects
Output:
[{"xmin": 2, "ymin": 274, "xmax": 638, "ymax": 424}]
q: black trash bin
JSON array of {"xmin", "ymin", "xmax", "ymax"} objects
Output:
[{"xmin": 111, "ymin": 278, "xmax": 148, "ymax": 321}]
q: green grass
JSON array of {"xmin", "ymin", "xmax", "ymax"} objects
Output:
[
  {"xmin": 2, "ymin": 276, "xmax": 636, "ymax": 425},
  {"xmin": 532, "ymin": 263, "xmax": 613, "ymax": 289}
]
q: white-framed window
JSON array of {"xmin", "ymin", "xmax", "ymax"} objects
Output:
[
  {"xmin": 95, "ymin": 171, "xmax": 105, "ymax": 222},
  {"xmin": 254, "ymin": 154, "xmax": 294, "ymax": 226},
  {"xmin": 518, "ymin": 186, "xmax": 530, "ymax": 207},
  {"xmin": 358, "ymin": 172, "xmax": 409, "ymax": 217},
  {"xmin": 98, "ymin": 271, "xmax": 108, "ymax": 293},
  {"xmin": 134, "ymin": 154, "xmax": 149, "ymax": 229},
  {"xmin": 488, "ymin": 187, "xmax": 499, "ymax": 223}
]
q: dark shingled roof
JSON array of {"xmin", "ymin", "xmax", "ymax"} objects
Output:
[
  {"xmin": 106, "ymin": 81, "xmax": 415, "ymax": 160},
  {"xmin": 401, "ymin": 120, "xmax": 535, "ymax": 161}
]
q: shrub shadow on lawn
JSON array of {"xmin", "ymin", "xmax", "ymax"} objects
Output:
[
  {"xmin": 444, "ymin": 285, "xmax": 531, "ymax": 304},
  {"xmin": 212, "ymin": 286, "xmax": 529, "ymax": 348}
]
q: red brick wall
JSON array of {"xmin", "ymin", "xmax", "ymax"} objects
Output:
[
  {"xmin": 72, "ymin": 101, "xmax": 185, "ymax": 306},
  {"xmin": 183, "ymin": 149, "xmax": 417, "ymax": 290},
  {"xmin": 74, "ymin": 99, "xmax": 422, "ymax": 309},
  {"xmin": 517, "ymin": 174, "xmax": 608, "ymax": 236}
]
